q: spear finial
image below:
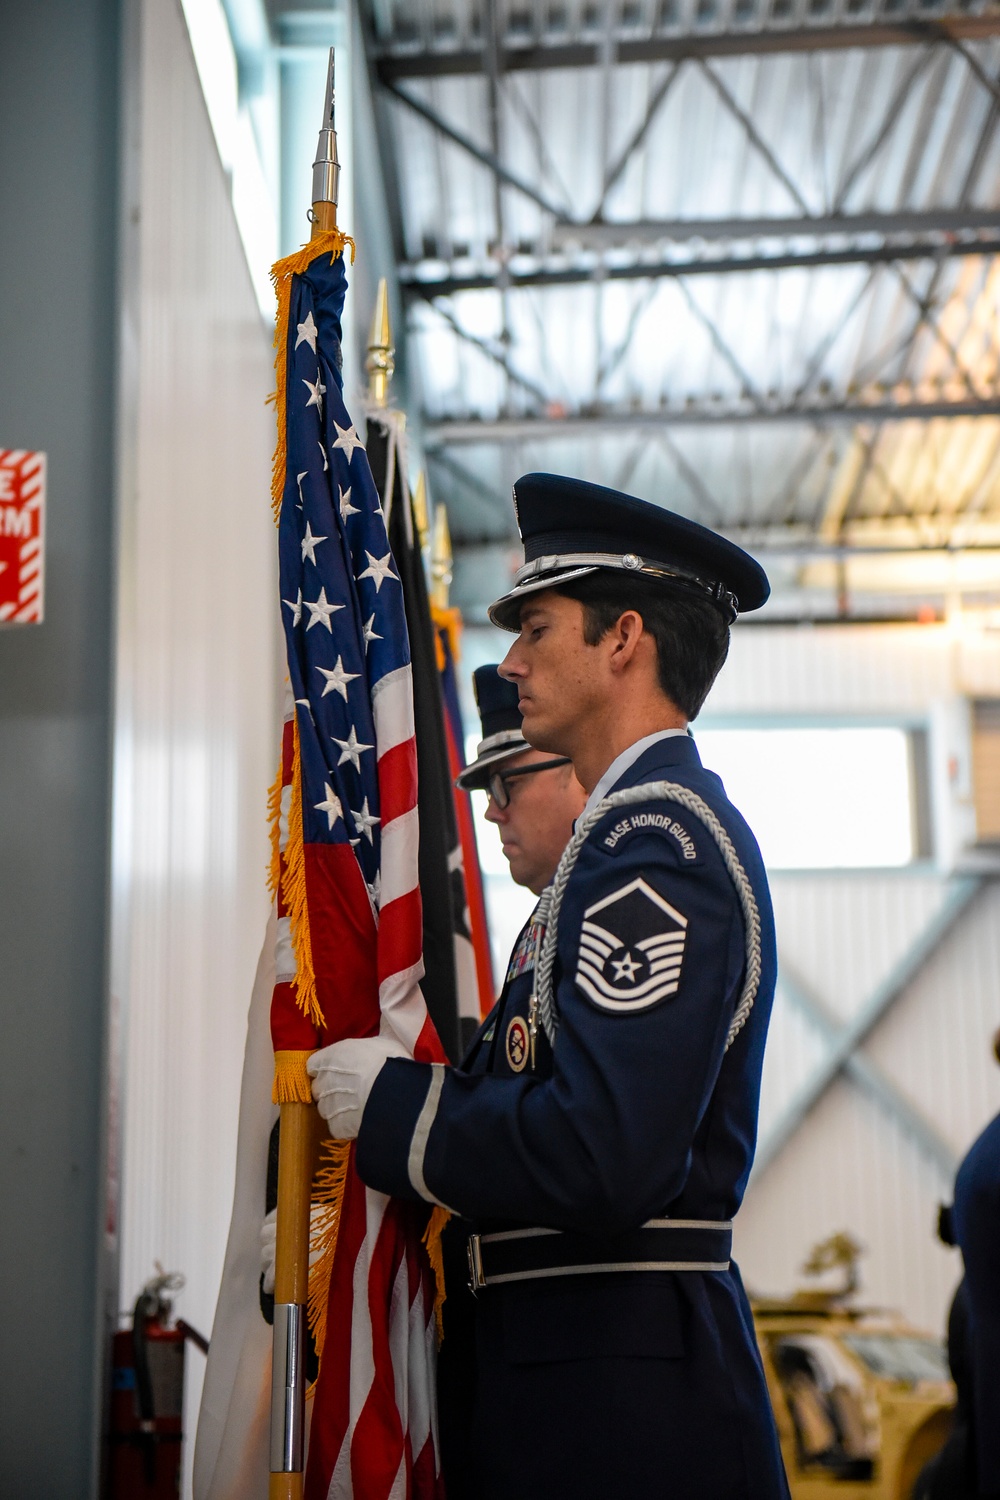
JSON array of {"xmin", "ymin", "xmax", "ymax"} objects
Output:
[
  {"xmin": 311, "ymin": 48, "xmax": 340, "ymax": 235},
  {"xmin": 366, "ymin": 278, "xmax": 395, "ymax": 406},
  {"xmin": 412, "ymin": 471, "xmax": 430, "ymax": 553},
  {"xmin": 431, "ymin": 503, "xmax": 453, "ymax": 611}
]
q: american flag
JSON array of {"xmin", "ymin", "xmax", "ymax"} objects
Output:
[{"xmin": 269, "ymin": 235, "xmax": 446, "ymax": 1500}]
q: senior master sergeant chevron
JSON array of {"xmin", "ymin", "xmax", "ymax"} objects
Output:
[{"xmin": 307, "ymin": 473, "xmax": 790, "ymax": 1500}]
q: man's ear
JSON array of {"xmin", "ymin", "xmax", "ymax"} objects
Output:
[{"xmin": 607, "ymin": 610, "xmax": 645, "ymax": 674}]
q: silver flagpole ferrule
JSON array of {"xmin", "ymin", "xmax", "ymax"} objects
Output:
[
  {"xmin": 312, "ymin": 47, "xmax": 340, "ymax": 207},
  {"xmin": 270, "ymin": 1302, "xmax": 307, "ymax": 1473}
]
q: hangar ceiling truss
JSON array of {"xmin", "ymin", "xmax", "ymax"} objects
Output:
[{"xmin": 359, "ymin": 2, "xmax": 1000, "ymax": 610}]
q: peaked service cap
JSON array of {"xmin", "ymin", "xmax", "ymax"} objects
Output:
[
  {"xmin": 488, "ymin": 472, "xmax": 769, "ymax": 630},
  {"xmin": 454, "ymin": 665, "xmax": 530, "ymax": 792}
]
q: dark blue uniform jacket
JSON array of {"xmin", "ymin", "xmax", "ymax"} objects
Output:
[
  {"xmin": 358, "ymin": 733, "xmax": 789, "ymax": 1500},
  {"xmin": 953, "ymin": 1111, "xmax": 1000, "ymax": 1498}
]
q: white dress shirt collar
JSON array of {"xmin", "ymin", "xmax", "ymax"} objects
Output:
[{"xmin": 582, "ymin": 728, "xmax": 690, "ymax": 820}]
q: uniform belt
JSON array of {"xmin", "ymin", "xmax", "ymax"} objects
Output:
[{"xmin": 466, "ymin": 1218, "xmax": 732, "ymax": 1291}]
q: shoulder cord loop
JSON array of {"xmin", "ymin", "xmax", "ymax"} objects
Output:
[{"xmin": 533, "ymin": 781, "xmax": 762, "ymax": 1052}]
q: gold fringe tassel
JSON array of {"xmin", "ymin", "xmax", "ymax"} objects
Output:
[
  {"xmin": 266, "ymin": 756, "xmax": 283, "ymax": 899},
  {"xmin": 307, "ymin": 1138, "xmax": 352, "ymax": 1367},
  {"xmin": 268, "ymin": 229, "xmax": 356, "ymax": 526},
  {"xmin": 430, "ymin": 603, "xmax": 463, "ymax": 672},
  {"xmin": 272, "ymin": 1050, "xmax": 315, "ymax": 1105},
  {"xmin": 280, "ymin": 714, "xmax": 324, "ymax": 1030},
  {"xmin": 422, "ymin": 1205, "xmax": 452, "ymax": 1344}
]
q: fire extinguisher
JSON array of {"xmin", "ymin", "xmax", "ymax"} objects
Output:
[{"xmin": 105, "ymin": 1267, "xmax": 209, "ymax": 1498}]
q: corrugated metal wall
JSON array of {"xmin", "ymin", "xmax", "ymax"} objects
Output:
[
  {"xmin": 703, "ymin": 625, "xmax": 1000, "ymax": 1333},
  {"xmin": 112, "ymin": 0, "xmax": 279, "ymax": 1485}
]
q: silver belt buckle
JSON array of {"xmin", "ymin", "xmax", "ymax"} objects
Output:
[{"xmin": 466, "ymin": 1233, "xmax": 486, "ymax": 1293}]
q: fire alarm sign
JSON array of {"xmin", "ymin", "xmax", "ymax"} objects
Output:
[{"xmin": 0, "ymin": 449, "xmax": 46, "ymax": 624}]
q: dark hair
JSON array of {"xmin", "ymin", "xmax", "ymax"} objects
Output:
[{"xmin": 555, "ymin": 572, "xmax": 730, "ymax": 720}]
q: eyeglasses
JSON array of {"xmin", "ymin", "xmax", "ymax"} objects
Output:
[{"xmin": 486, "ymin": 757, "xmax": 572, "ymax": 810}]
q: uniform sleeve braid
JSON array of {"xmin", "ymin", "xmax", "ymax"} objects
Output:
[{"xmin": 534, "ymin": 781, "xmax": 762, "ymax": 1051}]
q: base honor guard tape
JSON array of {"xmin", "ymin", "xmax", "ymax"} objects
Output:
[{"xmin": 467, "ymin": 1218, "xmax": 732, "ymax": 1290}]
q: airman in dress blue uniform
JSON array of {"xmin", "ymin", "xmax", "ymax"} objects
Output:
[
  {"xmin": 951, "ymin": 1095, "xmax": 1000, "ymax": 1498},
  {"xmin": 438, "ymin": 667, "xmax": 586, "ymax": 1495},
  {"xmin": 308, "ymin": 474, "xmax": 790, "ymax": 1500},
  {"xmin": 452, "ymin": 664, "xmax": 585, "ymax": 1080}
]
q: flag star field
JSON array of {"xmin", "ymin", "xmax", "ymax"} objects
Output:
[{"xmin": 278, "ymin": 256, "xmax": 409, "ymax": 898}]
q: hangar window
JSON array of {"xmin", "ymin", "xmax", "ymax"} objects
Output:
[{"xmin": 694, "ymin": 726, "xmax": 927, "ymax": 870}]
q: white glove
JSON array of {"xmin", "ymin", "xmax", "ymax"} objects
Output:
[
  {"xmin": 260, "ymin": 1203, "xmax": 327, "ymax": 1295},
  {"xmin": 307, "ymin": 1034, "xmax": 410, "ymax": 1139}
]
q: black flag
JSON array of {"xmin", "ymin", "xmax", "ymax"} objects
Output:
[{"xmin": 367, "ymin": 412, "xmax": 461, "ymax": 1063}]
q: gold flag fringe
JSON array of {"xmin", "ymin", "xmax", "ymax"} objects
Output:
[
  {"xmin": 278, "ymin": 714, "xmax": 324, "ymax": 1032},
  {"xmin": 307, "ymin": 1137, "xmax": 352, "ymax": 1370},
  {"xmin": 266, "ymin": 756, "xmax": 283, "ymax": 899},
  {"xmin": 303, "ymin": 1155, "xmax": 450, "ymax": 1377},
  {"xmin": 272, "ymin": 1050, "xmax": 314, "ymax": 1105},
  {"xmin": 269, "ymin": 229, "xmax": 356, "ymax": 526},
  {"xmin": 422, "ymin": 1205, "xmax": 451, "ymax": 1344}
]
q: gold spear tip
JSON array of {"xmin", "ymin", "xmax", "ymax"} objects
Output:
[
  {"xmin": 412, "ymin": 471, "xmax": 430, "ymax": 552},
  {"xmin": 430, "ymin": 502, "xmax": 453, "ymax": 610},
  {"xmin": 366, "ymin": 278, "xmax": 395, "ymax": 406}
]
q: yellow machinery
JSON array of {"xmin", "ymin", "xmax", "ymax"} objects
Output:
[{"xmin": 752, "ymin": 1235, "xmax": 955, "ymax": 1500}]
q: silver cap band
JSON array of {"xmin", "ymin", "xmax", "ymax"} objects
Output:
[
  {"xmin": 476, "ymin": 728, "xmax": 527, "ymax": 759},
  {"xmin": 488, "ymin": 551, "xmax": 738, "ymax": 629},
  {"xmin": 455, "ymin": 731, "xmax": 530, "ymax": 791}
]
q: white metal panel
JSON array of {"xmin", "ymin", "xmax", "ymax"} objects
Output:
[
  {"xmin": 736, "ymin": 1077, "xmax": 962, "ymax": 1333},
  {"xmin": 743, "ymin": 872, "xmax": 993, "ymax": 1335},
  {"xmin": 112, "ymin": 0, "xmax": 278, "ymax": 1490},
  {"xmin": 704, "ymin": 622, "xmax": 958, "ymax": 716},
  {"xmin": 863, "ymin": 882, "xmax": 1000, "ymax": 1157},
  {"xmin": 957, "ymin": 627, "xmax": 1000, "ymax": 697},
  {"xmin": 768, "ymin": 873, "xmax": 952, "ymax": 1026},
  {"xmin": 755, "ymin": 983, "xmax": 829, "ymax": 1145}
]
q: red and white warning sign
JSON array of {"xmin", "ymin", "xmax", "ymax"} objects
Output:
[{"xmin": 0, "ymin": 449, "xmax": 46, "ymax": 624}]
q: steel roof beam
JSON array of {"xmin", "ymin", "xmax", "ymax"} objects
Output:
[
  {"xmin": 951, "ymin": 34, "xmax": 1000, "ymax": 109},
  {"xmin": 402, "ymin": 232, "xmax": 1000, "ymax": 295},
  {"xmin": 425, "ymin": 398, "xmax": 1000, "ymax": 445},
  {"xmin": 697, "ymin": 58, "xmax": 811, "ymax": 215},
  {"xmin": 374, "ymin": 17, "xmax": 1000, "ymax": 81},
  {"xmin": 423, "ymin": 298, "xmax": 551, "ymax": 404},
  {"xmin": 832, "ymin": 46, "xmax": 936, "ymax": 210},
  {"xmin": 891, "ymin": 261, "xmax": 986, "ymax": 401},
  {"xmin": 592, "ymin": 62, "xmax": 683, "ymax": 219},
  {"xmin": 383, "ymin": 79, "xmax": 569, "ymax": 218},
  {"xmin": 673, "ymin": 277, "xmax": 767, "ymax": 408},
  {"xmin": 553, "ymin": 208, "xmax": 1000, "ymax": 248}
]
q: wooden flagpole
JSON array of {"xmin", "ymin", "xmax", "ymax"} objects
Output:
[{"xmin": 269, "ymin": 48, "xmax": 340, "ymax": 1500}]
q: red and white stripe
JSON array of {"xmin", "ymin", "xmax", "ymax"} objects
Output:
[
  {"xmin": 313, "ymin": 1183, "xmax": 440, "ymax": 1500},
  {"xmin": 0, "ymin": 449, "xmax": 46, "ymax": 625},
  {"xmin": 371, "ymin": 664, "xmax": 441, "ymax": 1063},
  {"xmin": 282, "ymin": 656, "xmax": 445, "ymax": 1500},
  {"xmin": 307, "ymin": 661, "xmax": 445, "ymax": 1498}
]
